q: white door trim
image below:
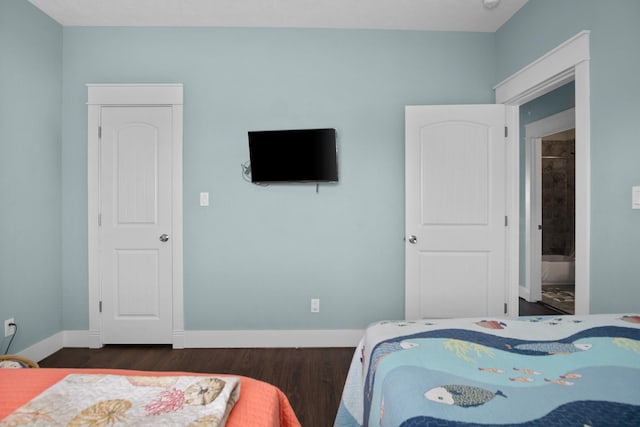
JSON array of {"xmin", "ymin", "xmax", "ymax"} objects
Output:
[
  {"xmin": 495, "ymin": 31, "xmax": 590, "ymax": 315},
  {"xmin": 87, "ymin": 84, "xmax": 184, "ymax": 348},
  {"xmin": 523, "ymin": 108, "xmax": 575, "ymax": 302}
]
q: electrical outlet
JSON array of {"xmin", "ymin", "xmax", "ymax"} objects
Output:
[
  {"xmin": 310, "ymin": 299, "xmax": 320, "ymax": 313},
  {"xmin": 4, "ymin": 318, "xmax": 15, "ymax": 337}
]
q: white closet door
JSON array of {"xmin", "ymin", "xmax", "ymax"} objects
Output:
[{"xmin": 100, "ymin": 106, "xmax": 173, "ymax": 344}]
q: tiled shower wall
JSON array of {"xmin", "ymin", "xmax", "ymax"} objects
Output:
[{"xmin": 541, "ymin": 138, "xmax": 576, "ymax": 256}]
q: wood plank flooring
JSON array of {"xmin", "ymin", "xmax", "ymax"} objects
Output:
[
  {"xmin": 518, "ymin": 297, "xmax": 566, "ymax": 316},
  {"xmin": 39, "ymin": 346, "xmax": 354, "ymax": 427}
]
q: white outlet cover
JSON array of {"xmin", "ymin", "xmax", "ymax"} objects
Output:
[{"xmin": 4, "ymin": 318, "xmax": 15, "ymax": 337}]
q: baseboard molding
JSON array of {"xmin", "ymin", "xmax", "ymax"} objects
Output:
[
  {"xmin": 64, "ymin": 330, "xmax": 91, "ymax": 347},
  {"xmin": 519, "ymin": 285, "xmax": 531, "ymax": 301},
  {"xmin": 17, "ymin": 332, "xmax": 63, "ymax": 363},
  {"xmin": 18, "ymin": 329, "xmax": 363, "ymax": 361}
]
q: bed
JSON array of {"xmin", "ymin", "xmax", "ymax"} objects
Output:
[
  {"xmin": 334, "ymin": 313, "xmax": 640, "ymax": 427},
  {"xmin": 0, "ymin": 368, "xmax": 300, "ymax": 426}
]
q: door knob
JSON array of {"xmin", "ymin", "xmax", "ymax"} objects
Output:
[
  {"xmin": 159, "ymin": 234, "xmax": 169, "ymax": 242},
  {"xmin": 408, "ymin": 235, "xmax": 418, "ymax": 244}
]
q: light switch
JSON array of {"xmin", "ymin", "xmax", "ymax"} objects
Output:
[
  {"xmin": 633, "ymin": 186, "xmax": 640, "ymax": 210},
  {"xmin": 200, "ymin": 192, "xmax": 209, "ymax": 207}
]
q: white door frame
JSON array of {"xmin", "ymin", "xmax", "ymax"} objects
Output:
[
  {"xmin": 495, "ymin": 31, "xmax": 590, "ymax": 315},
  {"xmin": 87, "ymin": 84, "xmax": 184, "ymax": 348},
  {"xmin": 523, "ymin": 108, "xmax": 575, "ymax": 302}
]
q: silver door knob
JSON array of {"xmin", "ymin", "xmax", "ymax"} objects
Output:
[
  {"xmin": 159, "ymin": 234, "xmax": 170, "ymax": 242},
  {"xmin": 408, "ymin": 235, "xmax": 417, "ymax": 244}
]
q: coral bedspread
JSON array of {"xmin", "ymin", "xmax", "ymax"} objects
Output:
[
  {"xmin": 334, "ymin": 313, "xmax": 640, "ymax": 427},
  {"xmin": 0, "ymin": 368, "xmax": 300, "ymax": 427}
]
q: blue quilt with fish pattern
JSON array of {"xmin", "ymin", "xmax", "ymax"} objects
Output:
[{"xmin": 334, "ymin": 314, "xmax": 640, "ymax": 427}]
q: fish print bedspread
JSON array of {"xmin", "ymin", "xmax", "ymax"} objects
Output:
[
  {"xmin": 1, "ymin": 374, "xmax": 240, "ymax": 426},
  {"xmin": 334, "ymin": 314, "xmax": 640, "ymax": 427}
]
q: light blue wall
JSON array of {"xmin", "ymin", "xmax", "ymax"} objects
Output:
[
  {"xmin": 518, "ymin": 82, "xmax": 575, "ymax": 287},
  {"xmin": 61, "ymin": 28, "xmax": 496, "ymax": 330},
  {"xmin": 0, "ymin": 0, "xmax": 63, "ymax": 352},
  {"xmin": 7, "ymin": 1, "xmax": 639, "ymax": 353},
  {"xmin": 498, "ymin": 0, "xmax": 640, "ymax": 312}
]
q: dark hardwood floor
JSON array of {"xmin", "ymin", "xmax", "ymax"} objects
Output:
[
  {"xmin": 518, "ymin": 297, "xmax": 566, "ymax": 316},
  {"xmin": 39, "ymin": 346, "xmax": 354, "ymax": 427}
]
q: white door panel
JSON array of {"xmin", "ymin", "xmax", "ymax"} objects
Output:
[
  {"xmin": 115, "ymin": 125, "xmax": 160, "ymax": 224},
  {"xmin": 114, "ymin": 250, "xmax": 160, "ymax": 315},
  {"xmin": 406, "ymin": 105, "xmax": 507, "ymax": 320},
  {"xmin": 419, "ymin": 252, "xmax": 490, "ymax": 318},
  {"xmin": 100, "ymin": 106, "xmax": 173, "ymax": 344},
  {"xmin": 420, "ymin": 122, "xmax": 490, "ymax": 225}
]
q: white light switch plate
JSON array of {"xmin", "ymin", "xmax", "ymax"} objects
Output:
[
  {"xmin": 200, "ymin": 192, "xmax": 209, "ymax": 207},
  {"xmin": 633, "ymin": 186, "xmax": 640, "ymax": 209}
]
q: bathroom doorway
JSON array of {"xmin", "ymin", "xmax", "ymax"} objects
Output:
[
  {"xmin": 524, "ymin": 108, "xmax": 576, "ymax": 314},
  {"xmin": 539, "ymin": 129, "xmax": 575, "ymax": 314},
  {"xmin": 497, "ymin": 31, "xmax": 590, "ymax": 317}
]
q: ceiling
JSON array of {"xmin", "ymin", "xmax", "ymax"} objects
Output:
[{"xmin": 28, "ymin": 0, "xmax": 528, "ymax": 32}]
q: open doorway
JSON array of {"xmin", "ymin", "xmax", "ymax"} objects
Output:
[
  {"xmin": 523, "ymin": 107, "xmax": 576, "ymax": 314},
  {"xmin": 495, "ymin": 31, "xmax": 590, "ymax": 317},
  {"xmin": 539, "ymin": 128, "xmax": 576, "ymax": 313}
]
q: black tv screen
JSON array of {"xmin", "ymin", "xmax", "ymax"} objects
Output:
[{"xmin": 248, "ymin": 128, "xmax": 338, "ymax": 184}]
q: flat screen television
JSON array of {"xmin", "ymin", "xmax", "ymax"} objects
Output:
[{"xmin": 248, "ymin": 128, "xmax": 338, "ymax": 184}]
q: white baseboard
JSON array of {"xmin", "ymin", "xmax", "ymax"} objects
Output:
[
  {"xmin": 18, "ymin": 332, "xmax": 63, "ymax": 363},
  {"xmin": 16, "ymin": 330, "xmax": 90, "ymax": 362},
  {"xmin": 64, "ymin": 330, "xmax": 91, "ymax": 347},
  {"xmin": 519, "ymin": 285, "xmax": 530, "ymax": 301},
  {"xmin": 18, "ymin": 329, "xmax": 363, "ymax": 362}
]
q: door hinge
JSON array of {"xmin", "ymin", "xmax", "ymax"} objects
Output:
[
  {"xmin": 98, "ymin": 126, "xmax": 102, "ymax": 139},
  {"xmin": 99, "ymin": 301, "xmax": 103, "ymax": 313},
  {"xmin": 504, "ymin": 303, "xmax": 508, "ymax": 314},
  {"xmin": 505, "ymin": 216, "xmax": 508, "ymax": 227},
  {"xmin": 504, "ymin": 126, "xmax": 508, "ymax": 138},
  {"xmin": 98, "ymin": 213, "xmax": 102, "ymax": 226}
]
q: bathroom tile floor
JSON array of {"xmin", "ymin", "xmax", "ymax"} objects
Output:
[{"xmin": 541, "ymin": 285, "xmax": 575, "ymax": 314}]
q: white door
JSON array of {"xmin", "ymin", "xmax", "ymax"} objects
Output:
[
  {"xmin": 99, "ymin": 106, "xmax": 173, "ymax": 343},
  {"xmin": 405, "ymin": 105, "xmax": 508, "ymax": 319}
]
